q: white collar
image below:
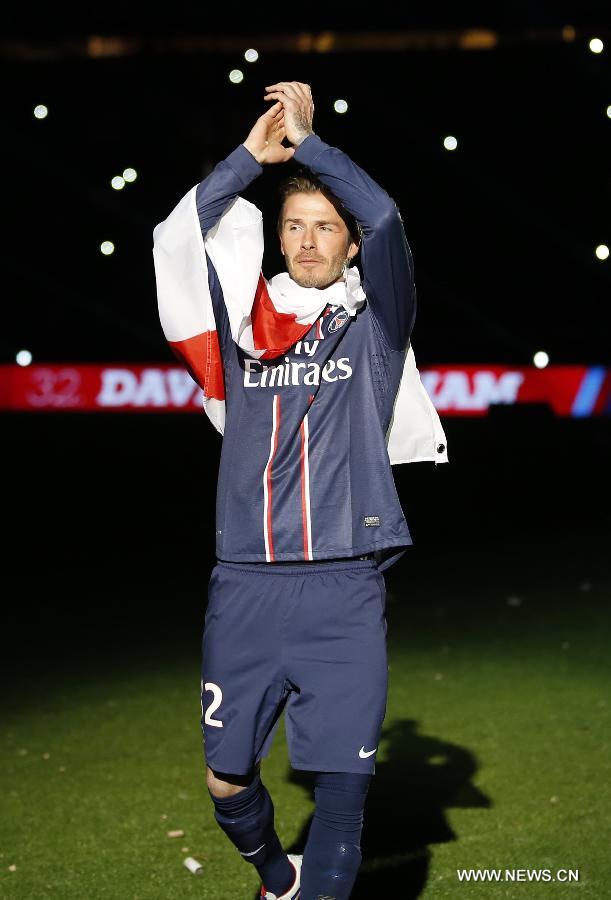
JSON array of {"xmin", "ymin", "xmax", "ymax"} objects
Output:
[{"xmin": 267, "ymin": 266, "xmax": 366, "ymax": 321}]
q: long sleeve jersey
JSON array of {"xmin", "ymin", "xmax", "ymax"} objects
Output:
[{"xmin": 196, "ymin": 134, "xmax": 417, "ymax": 572}]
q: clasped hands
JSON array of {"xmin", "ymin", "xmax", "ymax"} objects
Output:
[{"xmin": 243, "ymin": 81, "xmax": 315, "ymax": 165}]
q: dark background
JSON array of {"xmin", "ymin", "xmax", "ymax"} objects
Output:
[
  {"xmin": 2, "ymin": 7, "xmax": 610, "ymax": 898},
  {"xmin": 3, "ymin": 1, "xmax": 610, "ymax": 696},
  {"xmin": 4, "ymin": 3, "xmax": 611, "ymax": 368}
]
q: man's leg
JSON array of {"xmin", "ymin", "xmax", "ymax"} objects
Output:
[
  {"xmin": 207, "ymin": 765, "xmax": 297, "ymax": 897},
  {"xmin": 281, "ymin": 559, "xmax": 388, "ymax": 897},
  {"xmin": 202, "ymin": 562, "xmax": 297, "ymax": 894},
  {"xmin": 300, "ymin": 772, "xmax": 371, "ymax": 900}
]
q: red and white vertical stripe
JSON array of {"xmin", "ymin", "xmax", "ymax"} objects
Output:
[
  {"xmin": 262, "ymin": 393, "xmax": 314, "ymax": 562},
  {"xmin": 299, "ymin": 412, "xmax": 313, "ymax": 560},
  {"xmin": 263, "ymin": 394, "xmax": 281, "ymax": 561}
]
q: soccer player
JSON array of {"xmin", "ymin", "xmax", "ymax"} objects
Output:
[{"xmin": 156, "ymin": 81, "xmax": 443, "ymax": 899}]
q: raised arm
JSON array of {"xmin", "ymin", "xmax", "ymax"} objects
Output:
[
  {"xmin": 196, "ymin": 101, "xmax": 293, "ymax": 235},
  {"xmin": 196, "ymin": 145, "xmax": 261, "ymax": 235},
  {"xmin": 264, "ymin": 82, "xmax": 416, "ymax": 352},
  {"xmin": 193, "ymin": 102, "xmax": 296, "ymax": 351}
]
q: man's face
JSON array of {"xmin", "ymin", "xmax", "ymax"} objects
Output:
[{"xmin": 279, "ymin": 191, "xmax": 359, "ymax": 289}]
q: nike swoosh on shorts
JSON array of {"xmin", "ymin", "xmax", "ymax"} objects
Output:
[{"xmin": 359, "ymin": 746, "xmax": 377, "ymax": 758}]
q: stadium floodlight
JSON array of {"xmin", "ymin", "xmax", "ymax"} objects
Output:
[
  {"xmin": 16, "ymin": 350, "xmax": 33, "ymax": 366},
  {"xmin": 443, "ymin": 135, "xmax": 458, "ymax": 151},
  {"xmin": 533, "ymin": 351, "xmax": 549, "ymax": 369},
  {"xmin": 123, "ymin": 167, "xmax": 137, "ymax": 182},
  {"xmin": 595, "ymin": 244, "xmax": 609, "ymax": 260},
  {"xmin": 589, "ymin": 38, "xmax": 604, "ymax": 54},
  {"xmin": 34, "ymin": 104, "xmax": 48, "ymax": 119},
  {"xmin": 229, "ymin": 69, "xmax": 244, "ymax": 84},
  {"xmin": 100, "ymin": 241, "xmax": 115, "ymax": 256},
  {"xmin": 111, "ymin": 176, "xmax": 126, "ymax": 191},
  {"xmin": 334, "ymin": 99, "xmax": 348, "ymax": 114},
  {"xmin": 244, "ymin": 49, "xmax": 259, "ymax": 62}
]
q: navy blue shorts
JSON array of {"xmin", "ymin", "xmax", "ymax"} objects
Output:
[{"xmin": 200, "ymin": 558, "xmax": 388, "ymax": 775}]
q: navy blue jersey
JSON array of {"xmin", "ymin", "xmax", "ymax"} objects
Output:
[{"xmin": 196, "ymin": 135, "xmax": 417, "ymax": 571}]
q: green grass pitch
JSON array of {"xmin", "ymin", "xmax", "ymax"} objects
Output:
[{"xmin": 1, "ymin": 556, "xmax": 608, "ymax": 899}]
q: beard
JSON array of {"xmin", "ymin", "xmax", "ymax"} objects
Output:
[{"xmin": 285, "ymin": 249, "xmax": 348, "ymax": 289}]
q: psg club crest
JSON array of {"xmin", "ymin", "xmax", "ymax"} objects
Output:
[{"xmin": 328, "ymin": 310, "xmax": 349, "ymax": 333}]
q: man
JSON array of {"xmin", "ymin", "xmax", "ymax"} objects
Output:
[{"xmin": 154, "ymin": 81, "xmax": 447, "ymax": 900}]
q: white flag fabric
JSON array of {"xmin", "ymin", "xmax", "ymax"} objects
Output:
[{"xmin": 153, "ymin": 186, "xmax": 448, "ymax": 464}]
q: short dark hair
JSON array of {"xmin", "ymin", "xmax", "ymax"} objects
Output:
[{"xmin": 276, "ymin": 169, "xmax": 362, "ymax": 246}]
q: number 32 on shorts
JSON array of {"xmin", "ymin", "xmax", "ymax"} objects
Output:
[{"xmin": 201, "ymin": 680, "xmax": 224, "ymax": 728}]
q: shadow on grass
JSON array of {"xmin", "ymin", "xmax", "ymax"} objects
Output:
[{"xmin": 282, "ymin": 718, "xmax": 491, "ymax": 898}]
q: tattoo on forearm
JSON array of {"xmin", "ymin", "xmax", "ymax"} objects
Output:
[{"xmin": 293, "ymin": 111, "xmax": 314, "ymax": 145}]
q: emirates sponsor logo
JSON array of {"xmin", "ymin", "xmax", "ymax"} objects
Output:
[{"xmin": 244, "ymin": 357, "xmax": 353, "ymax": 388}]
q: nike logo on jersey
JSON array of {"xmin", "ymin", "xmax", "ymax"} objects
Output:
[{"xmin": 359, "ymin": 746, "xmax": 377, "ymax": 759}]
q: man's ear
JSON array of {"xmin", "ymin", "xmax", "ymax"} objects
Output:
[{"xmin": 347, "ymin": 239, "xmax": 360, "ymax": 262}]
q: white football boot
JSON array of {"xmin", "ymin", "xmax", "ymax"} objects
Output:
[{"xmin": 260, "ymin": 854, "xmax": 302, "ymax": 899}]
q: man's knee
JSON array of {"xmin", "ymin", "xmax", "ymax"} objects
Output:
[
  {"xmin": 206, "ymin": 765, "xmax": 259, "ymax": 799},
  {"xmin": 207, "ymin": 766, "xmax": 281, "ymax": 871}
]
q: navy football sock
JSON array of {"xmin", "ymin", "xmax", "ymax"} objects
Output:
[
  {"xmin": 209, "ymin": 774, "xmax": 295, "ymax": 895},
  {"xmin": 301, "ymin": 772, "xmax": 371, "ymax": 900}
]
